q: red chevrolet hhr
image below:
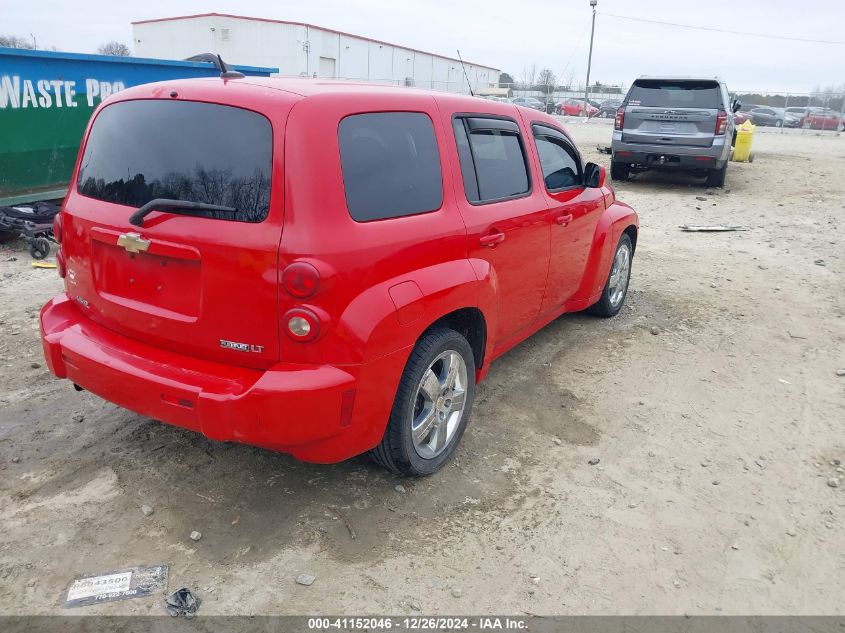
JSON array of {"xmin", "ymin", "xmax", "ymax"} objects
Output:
[{"xmin": 41, "ymin": 66, "xmax": 639, "ymax": 475}]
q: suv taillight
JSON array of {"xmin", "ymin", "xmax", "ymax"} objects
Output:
[
  {"xmin": 715, "ymin": 110, "xmax": 728, "ymax": 135},
  {"xmin": 614, "ymin": 106, "xmax": 625, "ymax": 131}
]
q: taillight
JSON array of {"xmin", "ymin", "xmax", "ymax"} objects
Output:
[
  {"xmin": 53, "ymin": 212, "xmax": 62, "ymax": 243},
  {"xmin": 715, "ymin": 110, "xmax": 728, "ymax": 135},
  {"xmin": 283, "ymin": 307, "xmax": 320, "ymax": 342},
  {"xmin": 614, "ymin": 106, "xmax": 625, "ymax": 131},
  {"xmin": 282, "ymin": 262, "xmax": 320, "ymax": 298}
]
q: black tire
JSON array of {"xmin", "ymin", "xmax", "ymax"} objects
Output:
[
  {"xmin": 705, "ymin": 162, "xmax": 728, "ymax": 188},
  {"xmin": 775, "ymin": 119, "xmax": 783, "ymax": 128},
  {"xmin": 30, "ymin": 237, "xmax": 51, "ymax": 260},
  {"xmin": 588, "ymin": 233, "xmax": 633, "ymax": 318},
  {"xmin": 610, "ymin": 161, "xmax": 630, "ymax": 181},
  {"xmin": 370, "ymin": 328, "xmax": 475, "ymax": 476},
  {"xmin": 0, "ymin": 230, "xmax": 18, "ymax": 244}
]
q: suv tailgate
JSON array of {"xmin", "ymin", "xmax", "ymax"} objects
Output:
[{"xmin": 622, "ymin": 79, "xmax": 722, "ymax": 147}]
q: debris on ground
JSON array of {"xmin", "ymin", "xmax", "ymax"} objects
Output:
[
  {"xmin": 814, "ymin": 259, "xmax": 826, "ymax": 266},
  {"xmin": 451, "ymin": 588, "xmax": 463, "ymax": 598},
  {"xmin": 588, "ymin": 458, "xmax": 601, "ymax": 466},
  {"xmin": 141, "ymin": 505, "xmax": 154, "ymax": 517},
  {"xmin": 828, "ymin": 478, "xmax": 840, "ymax": 488},
  {"xmin": 31, "ymin": 261, "xmax": 57, "ymax": 269},
  {"xmin": 596, "ymin": 145, "xmax": 612, "ymax": 154},
  {"xmin": 72, "ymin": 414, "xmax": 84, "ymax": 423},
  {"xmin": 679, "ymin": 224, "xmax": 750, "ymax": 232},
  {"xmin": 189, "ymin": 531, "xmax": 202, "ymax": 541},
  {"xmin": 65, "ymin": 565, "xmax": 169, "ymax": 608},
  {"xmin": 165, "ymin": 587, "xmax": 201, "ymax": 618},
  {"xmin": 836, "ymin": 369, "xmax": 845, "ymax": 377},
  {"xmin": 650, "ymin": 326, "xmax": 660, "ymax": 335},
  {"xmin": 296, "ymin": 574, "xmax": 316, "ymax": 586},
  {"xmin": 394, "ymin": 484, "xmax": 406, "ymax": 494},
  {"xmin": 696, "ymin": 196, "xmax": 708, "ymax": 201}
]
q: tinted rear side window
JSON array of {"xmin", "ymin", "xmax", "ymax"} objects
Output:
[
  {"xmin": 338, "ymin": 112, "xmax": 442, "ymax": 222},
  {"xmin": 77, "ymin": 100, "xmax": 272, "ymax": 222},
  {"xmin": 628, "ymin": 80, "xmax": 721, "ymax": 109}
]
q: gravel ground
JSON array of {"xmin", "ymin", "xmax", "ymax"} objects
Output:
[{"xmin": 0, "ymin": 119, "xmax": 843, "ymax": 616}]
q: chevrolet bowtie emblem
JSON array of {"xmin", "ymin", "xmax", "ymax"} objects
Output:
[{"xmin": 117, "ymin": 232, "xmax": 150, "ymax": 254}]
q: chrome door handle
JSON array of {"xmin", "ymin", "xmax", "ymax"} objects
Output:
[{"xmin": 479, "ymin": 232, "xmax": 506, "ymax": 247}]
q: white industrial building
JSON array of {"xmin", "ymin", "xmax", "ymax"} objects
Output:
[{"xmin": 132, "ymin": 13, "xmax": 500, "ymax": 94}]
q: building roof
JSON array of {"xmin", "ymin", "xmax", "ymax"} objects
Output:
[{"xmin": 132, "ymin": 13, "xmax": 499, "ymax": 72}]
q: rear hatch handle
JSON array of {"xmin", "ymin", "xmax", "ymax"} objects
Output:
[{"xmin": 129, "ymin": 198, "xmax": 237, "ymax": 227}]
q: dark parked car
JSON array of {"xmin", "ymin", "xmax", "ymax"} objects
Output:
[
  {"xmin": 510, "ymin": 96, "xmax": 545, "ymax": 111},
  {"xmin": 595, "ymin": 100, "xmax": 623, "ymax": 118},
  {"xmin": 750, "ymin": 107, "xmax": 799, "ymax": 128}
]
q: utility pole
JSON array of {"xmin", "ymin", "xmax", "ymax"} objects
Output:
[
  {"xmin": 584, "ymin": 0, "xmax": 597, "ymax": 118},
  {"xmin": 30, "ymin": 33, "xmax": 36, "ymax": 50}
]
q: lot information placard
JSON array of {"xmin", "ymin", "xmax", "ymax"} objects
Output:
[{"xmin": 63, "ymin": 565, "xmax": 169, "ymax": 608}]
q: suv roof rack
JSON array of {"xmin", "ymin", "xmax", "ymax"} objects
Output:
[{"xmin": 185, "ymin": 53, "xmax": 245, "ymax": 79}]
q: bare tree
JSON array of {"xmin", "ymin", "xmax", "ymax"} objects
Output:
[
  {"xmin": 0, "ymin": 34, "xmax": 34, "ymax": 49},
  {"xmin": 538, "ymin": 68, "xmax": 557, "ymax": 99},
  {"xmin": 97, "ymin": 41, "xmax": 131, "ymax": 56},
  {"xmin": 520, "ymin": 64, "xmax": 537, "ymax": 90}
]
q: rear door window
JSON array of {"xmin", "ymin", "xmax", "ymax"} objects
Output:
[
  {"xmin": 627, "ymin": 80, "xmax": 721, "ymax": 109},
  {"xmin": 338, "ymin": 112, "xmax": 443, "ymax": 222},
  {"xmin": 453, "ymin": 116, "xmax": 530, "ymax": 203},
  {"xmin": 77, "ymin": 100, "xmax": 272, "ymax": 222}
]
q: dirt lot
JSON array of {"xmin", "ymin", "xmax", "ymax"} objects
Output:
[{"xmin": 1, "ymin": 121, "xmax": 843, "ymax": 616}]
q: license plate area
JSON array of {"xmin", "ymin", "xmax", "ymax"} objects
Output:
[{"xmin": 92, "ymin": 239, "xmax": 201, "ymax": 320}]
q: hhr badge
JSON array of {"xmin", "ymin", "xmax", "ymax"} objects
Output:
[
  {"xmin": 117, "ymin": 232, "xmax": 150, "ymax": 254},
  {"xmin": 220, "ymin": 339, "xmax": 264, "ymax": 353}
]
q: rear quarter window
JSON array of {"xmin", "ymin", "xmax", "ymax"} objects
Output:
[
  {"xmin": 77, "ymin": 100, "xmax": 273, "ymax": 222},
  {"xmin": 627, "ymin": 80, "xmax": 721, "ymax": 109},
  {"xmin": 338, "ymin": 112, "xmax": 443, "ymax": 222}
]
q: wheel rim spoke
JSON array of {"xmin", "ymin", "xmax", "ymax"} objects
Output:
[
  {"xmin": 419, "ymin": 369, "xmax": 440, "ymax": 403},
  {"xmin": 412, "ymin": 407, "xmax": 437, "ymax": 444}
]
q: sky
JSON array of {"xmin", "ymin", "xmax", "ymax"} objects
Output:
[{"xmin": 3, "ymin": 0, "xmax": 844, "ymax": 94}]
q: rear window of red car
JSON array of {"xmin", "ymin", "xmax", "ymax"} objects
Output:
[{"xmin": 77, "ymin": 100, "xmax": 273, "ymax": 222}]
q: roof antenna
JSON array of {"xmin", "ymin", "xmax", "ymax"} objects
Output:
[
  {"xmin": 185, "ymin": 53, "xmax": 245, "ymax": 79},
  {"xmin": 456, "ymin": 49, "xmax": 474, "ymax": 97}
]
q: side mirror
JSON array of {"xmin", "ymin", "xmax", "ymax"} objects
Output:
[
  {"xmin": 732, "ymin": 99, "xmax": 742, "ymax": 113},
  {"xmin": 584, "ymin": 162, "xmax": 606, "ymax": 188}
]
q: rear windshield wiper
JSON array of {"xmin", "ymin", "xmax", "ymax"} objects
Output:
[{"xmin": 129, "ymin": 198, "xmax": 237, "ymax": 227}]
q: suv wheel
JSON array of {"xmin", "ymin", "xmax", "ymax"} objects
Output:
[
  {"xmin": 588, "ymin": 233, "xmax": 633, "ymax": 318},
  {"xmin": 705, "ymin": 162, "xmax": 728, "ymax": 188},
  {"xmin": 610, "ymin": 161, "xmax": 630, "ymax": 181},
  {"xmin": 370, "ymin": 328, "xmax": 475, "ymax": 476}
]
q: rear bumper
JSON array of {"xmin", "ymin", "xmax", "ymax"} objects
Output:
[
  {"xmin": 611, "ymin": 133, "xmax": 729, "ymax": 169},
  {"xmin": 40, "ymin": 293, "xmax": 401, "ymax": 462}
]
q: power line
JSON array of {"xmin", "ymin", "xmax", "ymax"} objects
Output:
[{"xmin": 598, "ymin": 12, "xmax": 845, "ymax": 45}]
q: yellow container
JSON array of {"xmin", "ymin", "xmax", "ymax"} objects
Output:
[{"xmin": 732, "ymin": 120, "xmax": 755, "ymax": 162}]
